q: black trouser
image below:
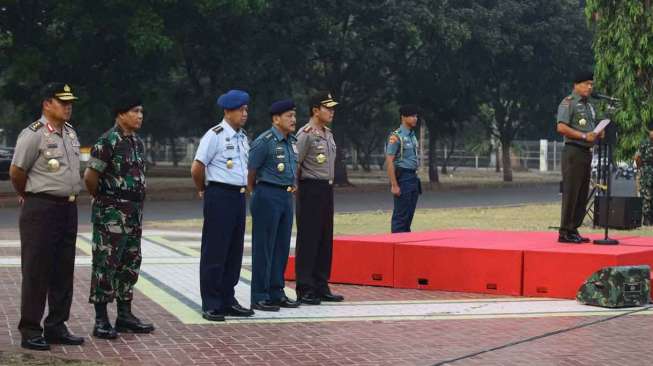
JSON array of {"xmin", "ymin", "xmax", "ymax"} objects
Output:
[
  {"xmin": 560, "ymin": 144, "xmax": 592, "ymax": 234},
  {"xmin": 19, "ymin": 195, "xmax": 77, "ymax": 339},
  {"xmin": 295, "ymin": 179, "xmax": 334, "ymax": 296},
  {"xmin": 200, "ymin": 183, "xmax": 246, "ymax": 312}
]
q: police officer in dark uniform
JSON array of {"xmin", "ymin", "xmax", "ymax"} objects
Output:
[
  {"xmin": 191, "ymin": 90, "xmax": 254, "ymax": 321},
  {"xmin": 10, "ymin": 83, "xmax": 84, "ymax": 350},
  {"xmin": 557, "ymin": 71, "xmax": 599, "ymax": 243},
  {"xmin": 295, "ymin": 92, "xmax": 344, "ymax": 305},
  {"xmin": 385, "ymin": 105, "xmax": 421, "ymax": 233},
  {"xmin": 248, "ymin": 99, "xmax": 301, "ymax": 311}
]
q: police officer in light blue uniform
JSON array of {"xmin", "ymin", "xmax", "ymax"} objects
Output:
[
  {"xmin": 191, "ymin": 90, "xmax": 255, "ymax": 321},
  {"xmin": 247, "ymin": 99, "xmax": 301, "ymax": 311},
  {"xmin": 385, "ymin": 104, "xmax": 421, "ymax": 233}
]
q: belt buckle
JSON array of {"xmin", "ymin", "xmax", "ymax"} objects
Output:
[
  {"xmin": 239, "ymin": 187, "xmax": 246, "ymax": 193},
  {"xmin": 68, "ymin": 194, "xmax": 76, "ymax": 202}
]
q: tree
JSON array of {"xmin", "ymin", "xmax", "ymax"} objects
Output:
[
  {"xmin": 455, "ymin": 0, "xmax": 592, "ymax": 181},
  {"xmin": 585, "ymin": 0, "xmax": 653, "ymax": 158}
]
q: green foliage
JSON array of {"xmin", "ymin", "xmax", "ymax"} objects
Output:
[{"xmin": 585, "ymin": 0, "xmax": 653, "ymax": 159}]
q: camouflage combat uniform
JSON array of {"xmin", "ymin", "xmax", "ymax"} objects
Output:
[
  {"xmin": 88, "ymin": 124, "xmax": 146, "ymax": 304},
  {"xmin": 638, "ymin": 138, "xmax": 653, "ymax": 226}
]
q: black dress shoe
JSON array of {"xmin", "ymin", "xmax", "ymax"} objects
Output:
[
  {"xmin": 572, "ymin": 232, "xmax": 590, "ymax": 243},
  {"xmin": 321, "ymin": 292, "xmax": 345, "ymax": 302},
  {"xmin": 558, "ymin": 233, "xmax": 582, "ymax": 244},
  {"xmin": 251, "ymin": 300, "xmax": 280, "ymax": 312},
  {"xmin": 272, "ymin": 296, "xmax": 300, "ymax": 308},
  {"xmin": 299, "ymin": 293, "xmax": 321, "ymax": 305},
  {"xmin": 224, "ymin": 303, "xmax": 254, "ymax": 317},
  {"xmin": 44, "ymin": 328, "xmax": 84, "ymax": 345},
  {"xmin": 202, "ymin": 309, "xmax": 225, "ymax": 322},
  {"xmin": 21, "ymin": 336, "xmax": 50, "ymax": 351}
]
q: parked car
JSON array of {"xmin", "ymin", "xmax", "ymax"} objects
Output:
[{"xmin": 0, "ymin": 147, "xmax": 13, "ymax": 180}]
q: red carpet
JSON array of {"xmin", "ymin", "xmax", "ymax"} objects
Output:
[{"xmin": 284, "ymin": 230, "xmax": 653, "ymax": 299}]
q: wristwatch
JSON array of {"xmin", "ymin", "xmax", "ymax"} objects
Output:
[{"xmin": 581, "ymin": 133, "xmax": 587, "ymax": 141}]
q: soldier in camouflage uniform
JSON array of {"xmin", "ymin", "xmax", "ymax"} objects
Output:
[
  {"xmin": 635, "ymin": 123, "xmax": 653, "ymax": 226},
  {"xmin": 84, "ymin": 96, "xmax": 154, "ymax": 339}
]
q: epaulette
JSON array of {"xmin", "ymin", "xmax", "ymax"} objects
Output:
[
  {"xmin": 302, "ymin": 125, "xmax": 313, "ymax": 133},
  {"xmin": 241, "ymin": 128, "xmax": 247, "ymax": 135},
  {"xmin": 212, "ymin": 125, "xmax": 223, "ymax": 134},
  {"xmin": 64, "ymin": 122, "xmax": 74, "ymax": 130},
  {"xmin": 263, "ymin": 131, "xmax": 274, "ymax": 140},
  {"xmin": 324, "ymin": 126, "xmax": 331, "ymax": 131},
  {"xmin": 28, "ymin": 121, "xmax": 44, "ymax": 132}
]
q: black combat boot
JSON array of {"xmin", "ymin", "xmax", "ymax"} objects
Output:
[
  {"xmin": 115, "ymin": 300, "xmax": 155, "ymax": 334},
  {"xmin": 93, "ymin": 303, "xmax": 118, "ymax": 339}
]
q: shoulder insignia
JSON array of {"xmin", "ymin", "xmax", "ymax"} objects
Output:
[
  {"xmin": 28, "ymin": 121, "xmax": 44, "ymax": 132},
  {"xmin": 388, "ymin": 134, "xmax": 399, "ymax": 144},
  {"xmin": 64, "ymin": 122, "xmax": 74, "ymax": 130},
  {"xmin": 565, "ymin": 96, "xmax": 573, "ymax": 101},
  {"xmin": 241, "ymin": 128, "xmax": 247, "ymax": 135},
  {"xmin": 302, "ymin": 125, "xmax": 312, "ymax": 133},
  {"xmin": 212, "ymin": 125, "xmax": 223, "ymax": 134},
  {"xmin": 263, "ymin": 131, "xmax": 274, "ymax": 140},
  {"xmin": 325, "ymin": 126, "xmax": 331, "ymax": 131}
]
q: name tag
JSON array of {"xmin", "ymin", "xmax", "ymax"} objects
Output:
[{"xmin": 292, "ymin": 144, "xmax": 298, "ymax": 154}]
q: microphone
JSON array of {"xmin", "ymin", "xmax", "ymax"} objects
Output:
[{"xmin": 591, "ymin": 92, "xmax": 620, "ymax": 102}]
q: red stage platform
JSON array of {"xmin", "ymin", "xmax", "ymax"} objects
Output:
[{"xmin": 284, "ymin": 230, "xmax": 653, "ymax": 299}]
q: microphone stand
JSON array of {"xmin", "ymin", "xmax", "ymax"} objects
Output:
[{"xmin": 594, "ymin": 101, "xmax": 619, "ymax": 245}]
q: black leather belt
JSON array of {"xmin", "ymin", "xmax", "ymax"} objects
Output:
[
  {"xmin": 299, "ymin": 178, "xmax": 332, "ymax": 185},
  {"xmin": 208, "ymin": 181, "xmax": 246, "ymax": 193},
  {"xmin": 26, "ymin": 192, "xmax": 77, "ymax": 203},
  {"xmin": 565, "ymin": 142, "xmax": 592, "ymax": 151},
  {"xmin": 258, "ymin": 181, "xmax": 295, "ymax": 192}
]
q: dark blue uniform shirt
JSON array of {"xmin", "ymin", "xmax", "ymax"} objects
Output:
[{"xmin": 248, "ymin": 126, "xmax": 297, "ymax": 186}]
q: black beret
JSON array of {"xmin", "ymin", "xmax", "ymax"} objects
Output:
[
  {"xmin": 114, "ymin": 95, "xmax": 143, "ymax": 116},
  {"xmin": 573, "ymin": 71, "xmax": 594, "ymax": 84},
  {"xmin": 399, "ymin": 104, "xmax": 419, "ymax": 117},
  {"xmin": 41, "ymin": 82, "xmax": 78, "ymax": 102},
  {"xmin": 269, "ymin": 99, "xmax": 296, "ymax": 116}
]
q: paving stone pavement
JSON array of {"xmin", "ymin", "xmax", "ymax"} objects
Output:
[{"xmin": 0, "ymin": 229, "xmax": 652, "ymax": 365}]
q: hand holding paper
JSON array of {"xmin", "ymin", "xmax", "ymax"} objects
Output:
[{"xmin": 593, "ymin": 119, "xmax": 610, "ymax": 134}]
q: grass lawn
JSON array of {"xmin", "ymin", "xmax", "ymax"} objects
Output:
[{"xmin": 147, "ymin": 202, "xmax": 653, "ymax": 237}]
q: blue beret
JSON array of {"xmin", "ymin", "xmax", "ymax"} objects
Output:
[
  {"xmin": 269, "ymin": 99, "xmax": 296, "ymax": 116},
  {"xmin": 217, "ymin": 89, "xmax": 250, "ymax": 109}
]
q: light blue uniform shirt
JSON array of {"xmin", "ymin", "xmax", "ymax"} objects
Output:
[
  {"xmin": 194, "ymin": 120, "xmax": 249, "ymax": 186},
  {"xmin": 386, "ymin": 125, "xmax": 419, "ymax": 170},
  {"xmin": 248, "ymin": 126, "xmax": 297, "ymax": 186}
]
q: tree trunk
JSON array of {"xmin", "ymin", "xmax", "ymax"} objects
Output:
[
  {"xmin": 495, "ymin": 145, "xmax": 501, "ymax": 172},
  {"xmin": 427, "ymin": 125, "xmax": 439, "ymax": 183},
  {"xmin": 501, "ymin": 139, "xmax": 513, "ymax": 182},
  {"xmin": 333, "ymin": 125, "xmax": 350, "ymax": 186}
]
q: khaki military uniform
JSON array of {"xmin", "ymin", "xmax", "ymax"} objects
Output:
[
  {"xmin": 12, "ymin": 117, "xmax": 81, "ymax": 339},
  {"xmin": 294, "ymin": 122, "xmax": 337, "ymax": 297},
  {"xmin": 557, "ymin": 92, "xmax": 596, "ymax": 236}
]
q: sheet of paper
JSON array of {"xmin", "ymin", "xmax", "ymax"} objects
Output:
[{"xmin": 593, "ymin": 119, "xmax": 610, "ymax": 134}]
